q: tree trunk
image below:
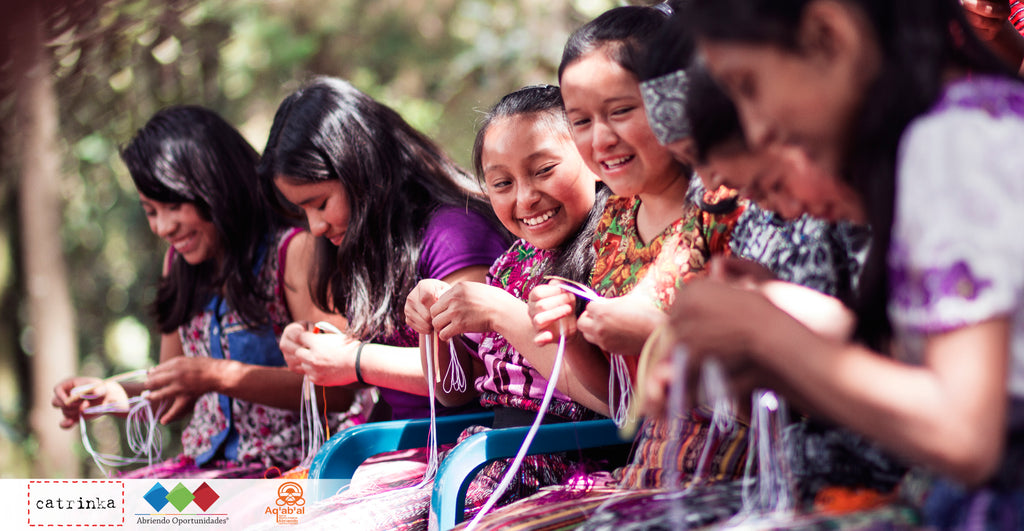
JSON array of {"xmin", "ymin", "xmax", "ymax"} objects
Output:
[{"xmin": 12, "ymin": 2, "xmax": 79, "ymax": 478}]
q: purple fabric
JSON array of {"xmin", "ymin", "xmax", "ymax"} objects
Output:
[
  {"xmin": 418, "ymin": 207, "xmax": 509, "ymax": 281},
  {"xmin": 378, "ymin": 206, "xmax": 508, "ymax": 420}
]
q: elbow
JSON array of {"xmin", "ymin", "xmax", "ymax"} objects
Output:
[{"xmin": 927, "ymin": 429, "xmax": 1004, "ymax": 488}]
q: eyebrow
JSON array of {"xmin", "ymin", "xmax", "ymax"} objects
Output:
[
  {"xmin": 565, "ymin": 95, "xmax": 637, "ymax": 116},
  {"xmin": 483, "ymin": 149, "xmax": 559, "ymax": 175},
  {"xmin": 288, "ymin": 192, "xmax": 324, "ymax": 208}
]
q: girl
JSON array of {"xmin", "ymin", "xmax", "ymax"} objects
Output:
[
  {"xmin": 297, "ymin": 84, "xmax": 613, "ymax": 530},
  {"xmin": 52, "ymin": 106, "xmax": 363, "ymax": 478},
  {"xmin": 463, "ymin": 6, "xmax": 751, "ymax": 531},
  {"xmin": 261, "ymin": 77, "xmax": 510, "ymax": 423},
  {"xmin": 657, "ymin": 0, "xmax": 1024, "ymax": 528}
]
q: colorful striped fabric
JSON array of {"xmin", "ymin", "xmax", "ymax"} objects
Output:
[{"xmin": 1012, "ymin": 1, "xmax": 1024, "ymax": 35}]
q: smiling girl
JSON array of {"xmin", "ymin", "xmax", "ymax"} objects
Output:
[
  {"xmin": 259, "ymin": 77, "xmax": 509, "ymax": 423},
  {"xmin": 294, "ymin": 84, "xmax": 616, "ymax": 530},
  {"xmin": 53, "ymin": 106, "xmax": 362, "ymax": 478}
]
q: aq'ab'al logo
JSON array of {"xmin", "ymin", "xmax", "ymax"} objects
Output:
[
  {"xmin": 276, "ymin": 482, "xmax": 304, "ymax": 507},
  {"xmin": 266, "ymin": 481, "xmax": 305, "ymax": 525}
]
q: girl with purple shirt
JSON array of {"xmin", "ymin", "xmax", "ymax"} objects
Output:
[{"xmin": 259, "ymin": 77, "xmax": 509, "ymax": 422}]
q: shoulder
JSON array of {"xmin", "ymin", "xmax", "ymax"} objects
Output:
[
  {"xmin": 898, "ymin": 76, "xmax": 1024, "ymax": 214},
  {"xmin": 419, "ymin": 205, "xmax": 510, "ymax": 280},
  {"xmin": 890, "ymin": 77, "xmax": 1024, "ymax": 331},
  {"xmin": 275, "ymin": 227, "xmax": 312, "ymax": 294}
]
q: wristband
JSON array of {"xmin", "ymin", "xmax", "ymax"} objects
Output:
[{"xmin": 355, "ymin": 341, "xmax": 368, "ymax": 385}]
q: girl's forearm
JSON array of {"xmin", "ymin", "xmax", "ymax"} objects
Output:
[
  {"xmin": 210, "ymin": 360, "xmax": 308, "ymax": 410},
  {"xmin": 355, "ymin": 343, "xmax": 431, "ymax": 396},
  {"xmin": 755, "ymin": 314, "xmax": 1009, "ymax": 486}
]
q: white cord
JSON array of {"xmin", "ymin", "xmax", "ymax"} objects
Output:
[
  {"xmin": 80, "ymin": 397, "xmax": 166, "ymax": 477},
  {"xmin": 464, "ymin": 321, "xmax": 567, "ymax": 531}
]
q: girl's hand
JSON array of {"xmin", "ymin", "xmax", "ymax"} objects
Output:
[
  {"xmin": 51, "ymin": 377, "xmax": 129, "ymax": 429},
  {"xmin": 577, "ymin": 296, "xmax": 664, "ymax": 356},
  {"xmin": 528, "ymin": 282, "xmax": 579, "ymax": 346},
  {"xmin": 280, "ymin": 323, "xmax": 361, "ymax": 386},
  {"xmin": 667, "ymin": 279, "xmax": 769, "ymax": 366},
  {"xmin": 405, "ymin": 279, "xmax": 451, "ymax": 335},
  {"xmin": 146, "ymin": 356, "xmax": 216, "ymax": 424},
  {"xmin": 708, "ymin": 255, "xmax": 777, "ymax": 286},
  {"xmin": 430, "ymin": 282, "xmax": 511, "ymax": 341}
]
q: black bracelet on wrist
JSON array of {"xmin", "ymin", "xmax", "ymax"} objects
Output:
[{"xmin": 355, "ymin": 341, "xmax": 368, "ymax": 385}]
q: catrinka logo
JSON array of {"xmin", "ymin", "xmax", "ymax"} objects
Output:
[{"xmin": 35, "ymin": 496, "xmax": 117, "ymax": 510}]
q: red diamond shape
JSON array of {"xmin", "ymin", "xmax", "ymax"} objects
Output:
[{"xmin": 191, "ymin": 482, "xmax": 219, "ymax": 512}]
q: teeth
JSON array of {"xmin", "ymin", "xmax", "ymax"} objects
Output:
[
  {"xmin": 602, "ymin": 155, "xmax": 633, "ymax": 169},
  {"xmin": 522, "ymin": 209, "xmax": 556, "ymax": 227}
]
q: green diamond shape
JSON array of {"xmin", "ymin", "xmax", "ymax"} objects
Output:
[{"xmin": 165, "ymin": 482, "xmax": 195, "ymax": 512}]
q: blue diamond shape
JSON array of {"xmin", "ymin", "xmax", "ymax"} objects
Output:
[{"xmin": 144, "ymin": 483, "xmax": 169, "ymax": 512}]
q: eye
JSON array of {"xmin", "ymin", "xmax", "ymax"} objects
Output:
[
  {"xmin": 489, "ymin": 179, "xmax": 512, "ymax": 191},
  {"xmin": 734, "ymin": 74, "xmax": 757, "ymax": 101},
  {"xmin": 611, "ymin": 106, "xmax": 635, "ymax": 117},
  {"xmin": 168, "ymin": 203, "xmax": 183, "ymax": 211},
  {"xmin": 316, "ymin": 198, "xmax": 328, "ymax": 211},
  {"xmin": 570, "ymin": 117, "xmax": 590, "ymax": 129},
  {"xmin": 536, "ymin": 164, "xmax": 557, "ymax": 177}
]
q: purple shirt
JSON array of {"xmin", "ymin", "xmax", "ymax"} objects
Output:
[{"xmin": 377, "ymin": 206, "xmax": 509, "ymax": 420}]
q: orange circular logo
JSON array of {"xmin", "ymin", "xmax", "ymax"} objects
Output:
[{"xmin": 276, "ymin": 482, "xmax": 305, "ymax": 507}]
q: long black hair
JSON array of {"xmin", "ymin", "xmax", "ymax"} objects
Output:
[
  {"xmin": 685, "ymin": 0, "xmax": 1011, "ymax": 348},
  {"xmin": 472, "ymin": 84, "xmax": 611, "ymax": 296},
  {"xmin": 258, "ymin": 77, "xmax": 501, "ymax": 340},
  {"xmin": 122, "ymin": 105, "xmax": 276, "ymax": 333}
]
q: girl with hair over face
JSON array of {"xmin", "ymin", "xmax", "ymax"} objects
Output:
[
  {"xmin": 262, "ymin": 77, "xmax": 510, "ymax": 422},
  {"xmin": 294, "ymin": 84, "xmax": 615, "ymax": 531},
  {"xmin": 52, "ymin": 106, "xmax": 365, "ymax": 478},
  {"xmin": 644, "ymin": 0, "xmax": 1024, "ymax": 528}
]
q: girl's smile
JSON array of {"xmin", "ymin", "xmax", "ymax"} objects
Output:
[
  {"xmin": 482, "ymin": 114, "xmax": 596, "ymax": 250},
  {"xmin": 140, "ymin": 193, "xmax": 220, "ymax": 265},
  {"xmin": 560, "ymin": 49, "xmax": 681, "ymax": 198}
]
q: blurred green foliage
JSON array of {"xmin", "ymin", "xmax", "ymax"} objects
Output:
[{"xmin": 0, "ymin": 0, "xmax": 646, "ymax": 476}]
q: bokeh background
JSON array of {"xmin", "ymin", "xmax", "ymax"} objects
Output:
[{"xmin": 0, "ymin": 0, "xmax": 660, "ymax": 478}]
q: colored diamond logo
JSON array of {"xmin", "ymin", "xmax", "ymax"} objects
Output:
[
  {"xmin": 165, "ymin": 482, "xmax": 195, "ymax": 512},
  {"xmin": 191, "ymin": 482, "xmax": 219, "ymax": 512},
  {"xmin": 143, "ymin": 483, "xmax": 169, "ymax": 512}
]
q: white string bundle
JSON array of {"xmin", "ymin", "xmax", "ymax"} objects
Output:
[
  {"xmin": 79, "ymin": 396, "xmax": 166, "ymax": 477},
  {"xmin": 442, "ymin": 338, "xmax": 467, "ymax": 394},
  {"xmin": 463, "ymin": 321, "xmax": 567, "ymax": 531},
  {"xmin": 725, "ymin": 389, "xmax": 795, "ymax": 529},
  {"xmin": 547, "ymin": 277, "xmax": 635, "ymax": 428},
  {"xmin": 586, "ymin": 345, "xmax": 738, "ymax": 530},
  {"xmin": 298, "ymin": 375, "xmax": 326, "ymax": 470},
  {"xmin": 419, "ymin": 332, "xmax": 442, "ymax": 487}
]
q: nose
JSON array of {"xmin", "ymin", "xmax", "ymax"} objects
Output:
[
  {"xmin": 306, "ymin": 210, "xmax": 329, "ymax": 238},
  {"xmin": 591, "ymin": 120, "xmax": 618, "ymax": 153},
  {"xmin": 516, "ymin": 179, "xmax": 541, "ymax": 209},
  {"xmin": 736, "ymin": 103, "xmax": 777, "ymax": 150},
  {"xmin": 154, "ymin": 210, "xmax": 176, "ymax": 239}
]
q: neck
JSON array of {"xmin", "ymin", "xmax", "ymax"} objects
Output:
[{"xmin": 635, "ymin": 172, "xmax": 690, "ymax": 244}]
